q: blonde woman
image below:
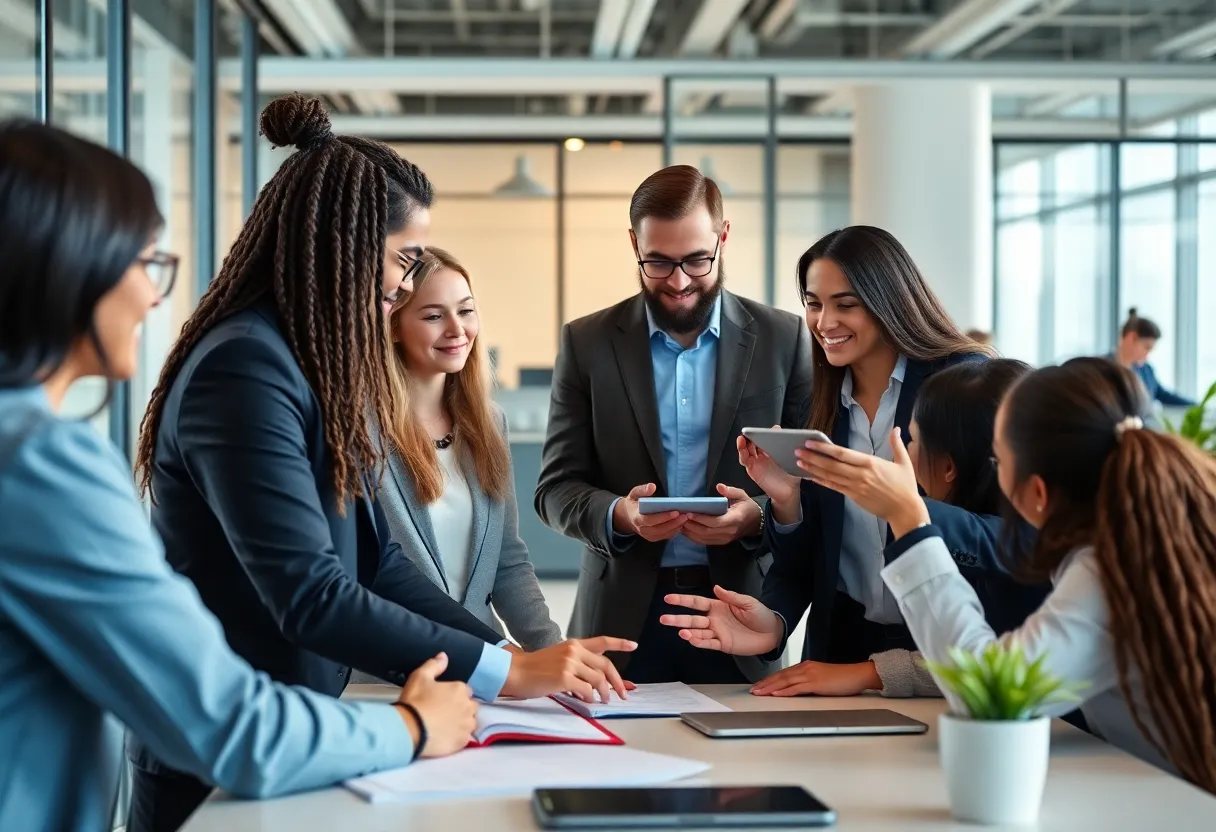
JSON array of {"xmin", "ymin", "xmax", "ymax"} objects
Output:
[{"xmin": 378, "ymin": 248, "xmax": 563, "ymax": 650}]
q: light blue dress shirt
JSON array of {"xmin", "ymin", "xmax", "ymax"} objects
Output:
[
  {"xmin": 606, "ymin": 296, "xmax": 721, "ymax": 567},
  {"xmin": 0, "ymin": 384, "xmax": 415, "ymax": 832},
  {"xmin": 773, "ymin": 354, "xmax": 907, "ymax": 624}
]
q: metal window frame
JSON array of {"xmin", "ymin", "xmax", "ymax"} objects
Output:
[{"xmin": 106, "ymin": 0, "xmax": 132, "ymax": 457}]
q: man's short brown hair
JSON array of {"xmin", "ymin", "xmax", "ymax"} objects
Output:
[{"xmin": 629, "ymin": 164, "xmax": 724, "ymax": 231}]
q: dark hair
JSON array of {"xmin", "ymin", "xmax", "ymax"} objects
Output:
[
  {"xmin": 797, "ymin": 226, "xmax": 995, "ymax": 433},
  {"xmin": 1121, "ymin": 307, "xmax": 1161, "ymax": 340},
  {"xmin": 135, "ymin": 94, "xmax": 435, "ymax": 508},
  {"xmin": 0, "ymin": 119, "xmax": 162, "ymax": 388},
  {"xmin": 912, "ymin": 359, "xmax": 1031, "ymax": 515},
  {"xmin": 629, "ymin": 165, "xmax": 723, "ymax": 231},
  {"xmin": 1001, "ymin": 356, "xmax": 1216, "ymax": 793}
]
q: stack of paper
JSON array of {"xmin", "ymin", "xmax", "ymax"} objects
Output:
[
  {"xmin": 554, "ymin": 682, "xmax": 733, "ymax": 718},
  {"xmin": 344, "ymin": 745, "xmax": 711, "ymax": 803}
]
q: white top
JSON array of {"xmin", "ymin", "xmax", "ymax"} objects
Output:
[
  {"xmin": 882, "ymin": 533, "xmax": 1172, "ymax": 777},
  {"xmin": 427, "ymin": 446, "xmax": 474, "ymax": 601},
  {"xmin": 837, "ymin": 355, "xmax": 907, "ymax": 624},
  {"xmin": 183, "ymin": 685, "xmax": 1216, "ymax": 830}
]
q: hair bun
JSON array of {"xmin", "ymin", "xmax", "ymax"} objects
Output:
[
  {"xmin": 1127, "ymin": 307, "xmax": 1138, "ymax": 318},
  {"xmin": 260, "ymin": 93, "xmax": 333, "ymax": 151}
]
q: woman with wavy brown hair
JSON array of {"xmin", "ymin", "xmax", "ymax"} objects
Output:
[
  {"xmin": 127, "ymin": 94, "xmax": 631, "ymax": 831},
  {"xmin": 371, "ymin": 248, "xmax": 562, "ymax": 654},
  {"xmin": 799, "ymin": 356, "xmax": 1216, "ymax": 792}
]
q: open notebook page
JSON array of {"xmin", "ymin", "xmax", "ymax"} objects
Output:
[{"xmin": 473, "ymin": 697, "xmax": 613, "ymax": 744}]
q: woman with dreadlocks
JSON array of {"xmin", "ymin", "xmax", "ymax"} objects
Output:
[
  {"xmin": 795, "ymin": 356, "xmax": 1216, "ymax": 793},
  {"xmin": 127, "ymin": 94, "xmax": 635, "ymax": 832}
]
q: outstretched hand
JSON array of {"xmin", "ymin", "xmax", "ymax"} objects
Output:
[{"xmin": 659, "ymin": 585, "xmax": 784, "ymax": 657}]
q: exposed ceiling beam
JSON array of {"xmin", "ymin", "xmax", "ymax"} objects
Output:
[
  {"xmin": 617, "ymin": 0, "xmax": 658, "ymax": 58},
  {"xmin": 758, "ymin": 0, "xmax": 799, "ymax": 42},
  {"xmin": 1152, "ymin": 17, "xmax": 1216, "ymax": 60},
  {"xmin": 679, "ymin": 0, "xmax": 752, "ymax": 57},
  {"xmin": 261, "ymin": 0, "xmax": 402, "ymax": 114},
  {"xmin": 901, "ymin": 0, "xmax": 1040, "ymax": 59},
  {"xmin": 591, "ymin": 0, "xmax": 630, "ymax": 58},
  {"xmin": 450, "ymin": 0, "xmax": 471, "ymax": 42},
  {"xmin": 970, "ymin": 0, "xmax": 1080, "ymax": 60}
]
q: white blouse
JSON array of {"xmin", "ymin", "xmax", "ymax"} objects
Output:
[
  {"xmin": 427, "ymin": 446, "xmax": 474, "ymax": 601},
  {"xmin": 882, "ymin": 533, "xmax": 1173, "ymax": 778}
]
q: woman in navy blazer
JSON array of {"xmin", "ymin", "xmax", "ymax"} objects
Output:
[{"xmin": 660, "ymin": 227, "xmax": 1037, "ymax": 696}]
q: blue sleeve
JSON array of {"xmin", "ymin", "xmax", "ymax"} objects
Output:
[
  {"xmin": 759, "ymin": 481, "xmax": 818, "ymax": 656},
  {"xmin": 605, "ymin": 497, "xmax": 636, "ymax": 551},
  {"xmin": 175, "ymin": 335, "xmax": 490, "ymax": 684},
  {"xmin": 0, "ymin": 422, "xmax": 414, "ymax": 799},
  {"xmin": 920, "ymin": 500, "xmax": 1014, "ymax": 575},
  {"xmin": 467, "ymin": 643, "xmax": 512, "ymax": 701}
]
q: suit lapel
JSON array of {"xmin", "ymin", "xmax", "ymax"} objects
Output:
[
  {"xmin": 612, "ymin": 296, "xmax": 669, "ymax": 495},
  {"xmin": 706, "ymin": 294, "xmax": 755, "ymax": 490},
  {"xmin": 460, "ymin": 460, "xmax": 491, "ymax": 604},
  {"xmin": 386, "ymin": 452, "xmax": 449, "ymax": 594},
  {"xmin": 893, "ymin": 358, "xmax": 930, "ymax": 435}
]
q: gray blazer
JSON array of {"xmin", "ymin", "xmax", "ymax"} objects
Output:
[
  {"xmin": 534, "ymin": 290, "xmax": 813, "ymax": 680},
  {"xmin": 377, "ymin": 408, "xmax": 563, "ymax": 652}
]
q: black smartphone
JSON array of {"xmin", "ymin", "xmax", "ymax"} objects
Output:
[{"xmin": 532, "ymin": 785, "xmax": 836, "ymax": 828}]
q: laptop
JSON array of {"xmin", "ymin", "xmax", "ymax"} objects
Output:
[{"xmin": 680, "ymin": 709, "xmax": 929, "ymax": 738}]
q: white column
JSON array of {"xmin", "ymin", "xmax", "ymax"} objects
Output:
[{"xmin": 851, "ymin": 81, "xmax": 993, "ymax": 331}]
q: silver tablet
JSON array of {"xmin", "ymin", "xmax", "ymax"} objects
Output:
[
  {"xmin": 740, "ymin": 427, "xmax": 833, "ymax": 477},
  {"xmin": 680, "ymin": 709, "xmax": 929, "ymax": 738}
]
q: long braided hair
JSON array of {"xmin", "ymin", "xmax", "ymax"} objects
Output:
[
  {"xmin": 134, "ymin": 94, "xmax": 434, "ymax": 509},
  {"xmin": 1002, "ymin": 357, "xmax": 1216, "ymax": 793}
]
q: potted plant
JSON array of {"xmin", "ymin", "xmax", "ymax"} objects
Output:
[
  {"xmin": 1164, "ymin": 380, "xmax": 1216, "ymax": 455},
  {"xmin": 925, "ymin": 643, "xmax": 1084, "ymax": 825}
]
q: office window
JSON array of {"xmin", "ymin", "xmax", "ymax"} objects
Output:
[
  {"xmin": 995, "ymin": 219, "xmax": 1043, "ymax": 365},
  {"xmin": 1052, "ymin": 204, "xmax": 1107, "ymax": 361},
  {"xmin": 777, "ymin": 145, "xmax": 850, "ymax": 315},
  {"xmin": 1197, "ymin": 177, "xmax": 1216, "ymax": 392},
  {"xmin": 1119, "ymin": 188, "xmax": 1178, "ymax": 388}
]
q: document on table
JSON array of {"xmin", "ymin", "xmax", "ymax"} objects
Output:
[
  {"xmin": 344, "ymin": 745, "xmax": 711, "ymax": 804},
  {"xmin": 553, "ymin": 682, "xmax": 732, "ymax": 718}
]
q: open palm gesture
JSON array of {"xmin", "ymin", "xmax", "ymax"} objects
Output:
[{"xmin": 659, "ymin": 586, "xmax": 784, "ymax": 657}]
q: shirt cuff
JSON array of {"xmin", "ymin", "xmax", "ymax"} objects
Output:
[
  {"xmin": 344, "ymin": 702, "xmax": 417, "ymax": 770},
  {"xmin": 770, "ymin": 507, "xmax": 802, "ymax": 534},
  {"xmin": 606, "ymin": 497, "xmax": 635, "ymax": 550},
  {"xmin": 880, "ymin": 529, "xmax": 957, "ymax": 603},
  {"xmin": 468, "ymin": 642, "xmax": 512, "ymax": 701}
]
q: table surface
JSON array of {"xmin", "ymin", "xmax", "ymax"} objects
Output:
[{"xmin": 183, "ymin": 685, "xmax": 1216, "ymax": 831}]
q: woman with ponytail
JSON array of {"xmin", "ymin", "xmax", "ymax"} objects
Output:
[
  {"xmin": 1110, "ymin": 307, "xmax": 1195, "ymax": 407},
  {"xmin": 796, "ymin": 356, "xmax": 1216, "ymax": 792}
]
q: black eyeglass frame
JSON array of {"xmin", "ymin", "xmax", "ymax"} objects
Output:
[{"xmin": 635, "ymin": 237, "xmax": 721, "ymax": 281}]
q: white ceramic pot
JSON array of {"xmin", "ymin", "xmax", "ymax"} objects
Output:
[{"xmin": 938, "ymin": 713, "xmax": 1051, "ymax": 825}]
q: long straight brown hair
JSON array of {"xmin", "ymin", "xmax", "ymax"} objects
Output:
[
  {"xmin": 1002, "ymin": 357, "xmax": 1216, "ymax": 794},
  {"xmin": 387, "ymin": 247, "xmax": 510, "ymax": 504},
  {"xmin": 797, "ymin": 226, "xmax": 994, "ymax": 433}
]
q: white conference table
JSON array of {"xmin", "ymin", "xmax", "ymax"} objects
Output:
[{"xmin": 183, "ymin": 685, "xmax": 1216, "ymax": 831}]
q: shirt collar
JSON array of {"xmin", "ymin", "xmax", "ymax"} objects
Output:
[
  {"xmin": 842, "ymin": 354, "xmax": 907, "ymax": 405},
  {"xmin": 645, "ymin": 293, "xmax": 722, "ymax": 344}
]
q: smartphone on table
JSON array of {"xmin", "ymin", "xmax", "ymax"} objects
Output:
[{"xmin": 532, "ymin": 785, "xmax": 836, "ymax": 828}]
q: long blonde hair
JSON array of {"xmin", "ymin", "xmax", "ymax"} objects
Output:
[{"xmin": 387, "ymin": 247, "xmax": 510, "ymax": 504}]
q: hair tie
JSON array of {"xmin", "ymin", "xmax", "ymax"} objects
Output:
[{"xmin": 1114, "ymin": 415, "xmax": 1144, "ymax": 439}]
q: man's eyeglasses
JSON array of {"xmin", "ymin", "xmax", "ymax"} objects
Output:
[
  {"xmin": 138, "ymin": 251, "xmax": 179, "ymax": 301},
  {"xmin": 384, "ymin": 246, "xmax": 425, "ymax": 305},
  {"xmin": 637, "ymin": 238, "xmax": 720, "ymax": 280}
]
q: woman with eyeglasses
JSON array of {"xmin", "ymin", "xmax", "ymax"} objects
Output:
[
  {"xmin": 0, "ymin": 120, "xmax": 481, "ymax": 832},
  {"xmin": 128, "ymin": 94, "xmax": 632, "ymax": 831}
]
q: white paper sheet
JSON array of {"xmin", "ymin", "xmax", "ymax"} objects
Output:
[
  {"xmin": 344, "ymin": 745, "xmax": 711, "ymax": 803},
  {"xmin": 553, "ymin": 682, "xmax": 733, "ymax": 718}
]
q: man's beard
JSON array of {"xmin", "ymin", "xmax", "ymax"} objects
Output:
[{"xmin": 640, "ymin": 258, "xmax": 725, "ymax": 336}]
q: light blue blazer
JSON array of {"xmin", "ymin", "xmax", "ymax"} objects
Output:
[
  {"xmin": 0, "ymin": 384, "xmax": 414, "ymax": 832},
  {"xmin": 378, "ymin": 408, "xmax": 562, "ymax": 651}
]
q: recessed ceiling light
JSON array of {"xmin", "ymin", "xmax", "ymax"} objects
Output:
[{"xmin": 564, "ymin": 137, "xmax": 586, "ymax": 152}]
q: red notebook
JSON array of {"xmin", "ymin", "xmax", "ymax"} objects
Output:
[{"xmin": 465, "ymin": 696, "xmax": 623, "ymax": 748}]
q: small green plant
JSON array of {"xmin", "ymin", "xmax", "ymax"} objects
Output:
[
  {"xmin": 923, "ymin": 642, "xmax": 1085, "ymax": 721},
  {"xmin": 1164, "ymin": 380, "xmax": 1216, "ymax": 455}
]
